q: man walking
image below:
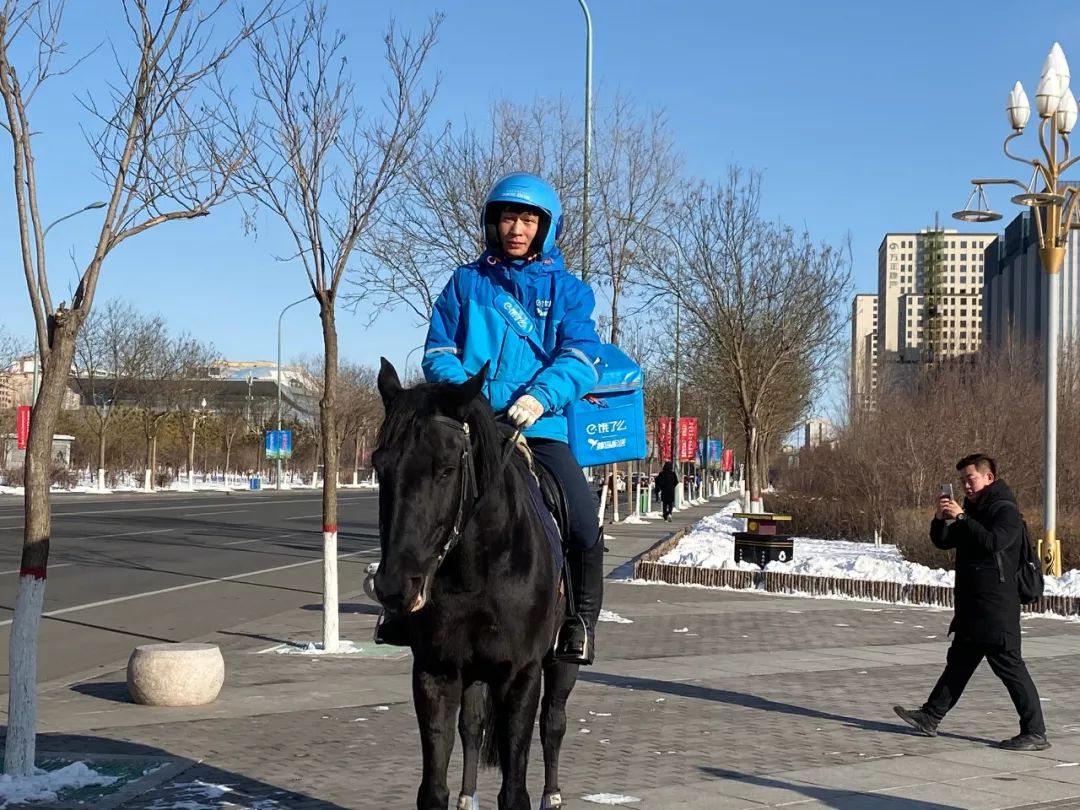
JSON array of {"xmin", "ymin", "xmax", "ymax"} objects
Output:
[
  {"xmin": 893, "ymin": 453, "xmax": 1048, "ymax": 751},
  {"xmin": 655, "ymin": 461, "xmax": 678, "ymax": 522}
]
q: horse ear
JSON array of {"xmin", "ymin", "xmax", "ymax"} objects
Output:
[
  {"xmin": 453, "ymin": 361, "xmax": 488, "ymax": 405},
  {"xmin": 377, "ymin": 357, "xmax": 403, "ymax": 407}
]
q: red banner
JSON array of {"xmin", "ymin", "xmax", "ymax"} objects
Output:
[
  {"xmin": 657, "ymin": 417, "xmax": 699, "ymax": 462},
  {"xmin": 16, "ymin": 405, "xmax": 31, "ymax": 450},
  {"xmin": 721, "ymin": 447, "xmax": 734, "ymax": 472}
]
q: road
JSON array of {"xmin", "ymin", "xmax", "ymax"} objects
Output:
[{"xmin": 0, "ymin": 488, "xmax": 381, "ymax": 693}]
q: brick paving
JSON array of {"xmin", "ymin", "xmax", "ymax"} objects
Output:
[{"xmin": 9, "ymin": 495, "xmax": 1080, "ymax": 809}]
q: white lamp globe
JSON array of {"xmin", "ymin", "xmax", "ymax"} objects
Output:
[
  {"xmin": 1037, "ymin": 68, "xmax": 1063, "ymax": 117},
  {"xmin": 1007, "ymin": 81, "xmax": 1031, "ymax": 130},
  {"xmin": 1058, "ymin": 89, "xmax": 1078, "ymax": 134}
]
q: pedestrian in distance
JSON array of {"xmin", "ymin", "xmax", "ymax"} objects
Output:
[
  {"xmin": 655, "ymin": 461, "xmax": 678, "ymax": 522},
  {"xmin": 374, "ymin": 172, "xmax": 606, "ymax": 666},
  {"xmin": 893, "ymin": 453, "xmax": 1049, "ymax": 751}
]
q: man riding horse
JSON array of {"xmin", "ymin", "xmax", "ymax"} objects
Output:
[{"xmin": 375, "ymin": 172, "xmax": 605, "ymax": 665}]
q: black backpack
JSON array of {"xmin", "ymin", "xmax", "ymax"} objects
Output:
[
  {"xmin": 997, "ymin": 515, "xmax": 1044, "ymax": 604},
  {"xmin": 1015, "ymin": 519, "xmax": 1044, "ymax": 604}
]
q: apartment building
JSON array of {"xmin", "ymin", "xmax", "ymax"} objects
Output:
[
  {"xmin": 850, "ymin": 293, "xmax": 878, "ymax": 412},
  {"xmin": 877, "ymin": 228, "xmax": 997, "ymax": 369}
]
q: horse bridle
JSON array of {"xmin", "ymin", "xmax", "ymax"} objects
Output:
[{"xmin": 429, "ymin": 414, "xmax": 521, "ymax": 572}]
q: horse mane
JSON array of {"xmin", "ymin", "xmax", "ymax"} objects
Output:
[{"xmin": 376, "ymin": 381, "xmax": 519, "ymax": 495}]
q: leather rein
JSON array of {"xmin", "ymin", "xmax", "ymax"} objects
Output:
[{"xmin": 429, "ymin": 414, "xmax": 521, "ymax": 572}]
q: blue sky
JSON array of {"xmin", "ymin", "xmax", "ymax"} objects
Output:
[{"xmin": 3, "ymin": 1, "xmax": 1080, "ymax": 378}]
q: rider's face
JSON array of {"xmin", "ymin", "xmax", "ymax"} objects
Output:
[{"xmin": 498, "ymin": 208, "xmax": 541, "ymax": 258}]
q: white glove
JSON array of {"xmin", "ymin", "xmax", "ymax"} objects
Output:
[{"xmin": 507, "ymin": 394, "xmax": 544, "ymax": 429}]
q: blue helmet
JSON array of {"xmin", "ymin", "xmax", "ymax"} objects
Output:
[{"xmin": 482, "ymin": 172, "xmax": 564, "ymax": 257}]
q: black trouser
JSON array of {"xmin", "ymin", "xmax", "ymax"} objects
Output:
[
  {"xmin": 526, "ymin": 438, "xmax": 600, "ymax": 550},
  {"xmin": 661, "ymin": 498, "xmax": 674, "ymax": 520},
  {"xmin": 923, "ymin": 639, "xmax": 1045, "ymax": 735}
]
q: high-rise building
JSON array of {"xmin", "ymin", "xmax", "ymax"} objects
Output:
[
  {"xmin": 983, "ymin": 210, "xmax": 1080, "ymax": 352},
  {"xmin": 877, "ymin": 228, "xmax": 997, "ymax": 370},
  {"xmin": 850, "ymin": 294, "xmax": 877, "ymax": 413}
]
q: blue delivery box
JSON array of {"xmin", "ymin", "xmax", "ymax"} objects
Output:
[{"xmin": 567, "ymin": 343, "xmax": 646, "ymax": 467}]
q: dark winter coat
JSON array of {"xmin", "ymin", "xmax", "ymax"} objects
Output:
[
  {"xmin": 655, "ymin": 469, "xmax": 678, "ymax": 503},
  {"xmin": 930, "ymin": 479, "xmax": 1023, "ymax": 649}
]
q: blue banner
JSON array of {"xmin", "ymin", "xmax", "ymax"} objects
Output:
[
  {"xmin": 697, "ymin": 439, "xmax": 724, "ymax": 465},
  {"xmin": 265, "ymin": 430, "xmax": 294, "ymax": 460}
]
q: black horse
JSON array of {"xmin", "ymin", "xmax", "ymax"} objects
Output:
[{"xmin": 372, "ymin": 359, "xmax": 580, "ymax": 810}]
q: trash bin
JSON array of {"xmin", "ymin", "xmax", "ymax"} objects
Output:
[{"xmin": 250, "ymin": 477, "xmax": 262, "ymax": 491}]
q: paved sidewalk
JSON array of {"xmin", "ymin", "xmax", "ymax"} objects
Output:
[{"xmin": 8, "ymin": 495, "xmax": 1080, "ymax": 809}]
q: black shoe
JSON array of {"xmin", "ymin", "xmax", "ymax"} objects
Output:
[
  {"xmin": 373, "ymin": 611, "xmax": 410, "ymax": 646},
  {"xmin": 554, "ymin": 613, "xmax": 594, "ymax": 665},
  {"xmin": 893, "ymin": 706, "xmax": 938, "ymax": 737},
  {"xmin": 1000, "ymin": 733, "xmax": 1051, "ymax": 751},
  {"xmin": 555, "ymin": 541, "xmax": 604, "ymax": 665}
]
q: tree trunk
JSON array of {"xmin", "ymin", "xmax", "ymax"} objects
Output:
[
  {"xmin": 745, "ymin": 420, "xmax": 762, "ymax": 513},
  {"xmin": 97, "ymin": 428, "xmax": 107, "ymax": 491},
  {"xmin": 320, "ymin": 299, "xmax": 340, "ymax": 653},
  {"xmin": 6, "ymin": 319, "xmax": 78, "ymax": 776}
]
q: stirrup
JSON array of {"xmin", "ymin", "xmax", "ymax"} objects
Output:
[{"xmin": 553, "ymin": 614, "xmax": 592, "ymax": 664}]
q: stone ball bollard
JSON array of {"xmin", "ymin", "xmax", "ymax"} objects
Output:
[{"xmin": 127, "ymin": 643, "xmax": 225, "ymax": 707}]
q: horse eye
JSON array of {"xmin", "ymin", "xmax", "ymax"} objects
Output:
[{"xmin": 439, "ymin": 467, "xmax": 455, "ymax": 480}]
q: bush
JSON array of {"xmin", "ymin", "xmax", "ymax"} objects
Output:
[
  {"xmin": 156, "ymin": 470, "xmax": 174, "ymax": 488},
  {"xmin": 764, "ymin": 492, "xmax": 878, "ymax": 542},
  {"xmin": 0, "ymin": 465, "xmax": 77, "ymax": 490}
]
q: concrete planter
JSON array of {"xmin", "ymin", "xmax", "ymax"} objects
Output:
[{"xmin": 127, "ymin": 642, "xmax": 225, "ymax": 707}]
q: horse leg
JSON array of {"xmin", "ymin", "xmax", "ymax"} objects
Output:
[
  {"xmin": 493, "ymin": 661, "xmax": 544, "ymax": 810},
  {"xmin": 413, "ymin": 665, "xmax": 462, "ymax": 810},
  {"xmin": 539, "ymin": 660, "xmax": 579, "ymax": 809},
  {"xmin": 456, "ymin": 680, "xmax": 487, "ymax": 810}
]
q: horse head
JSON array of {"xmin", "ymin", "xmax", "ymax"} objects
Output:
[{"xmin": 371, "ymin": 357, "xmax": 492, "ymax": 616}]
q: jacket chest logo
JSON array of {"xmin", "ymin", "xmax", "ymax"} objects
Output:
[{"xmin": 535, "ymin": 299, "xmax": 552, "ymax": 318}]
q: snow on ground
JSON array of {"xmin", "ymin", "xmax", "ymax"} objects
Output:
[
  {"xmin": 598, "ymin": 609, "xmax": 633, "ymax": 624},
  {"xmin": 144, "ymin": 780, "xmax": 283, "ymax": 810},
  {"xmin": 0, "ymin": 762, "xmax": 118, "ymax": 808},
  {"xmin": 583, "ymin": 794, "xmax": 641, "ymax": 805},
  {"xmin": 267, "ymin": 640, "xmax": 371, "ymax": 655},
  {"xmin": 658, "ymin": 500, "xmax": 1080, "ymax": 596}
]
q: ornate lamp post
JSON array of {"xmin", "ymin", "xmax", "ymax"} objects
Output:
[{"xmin": 953, "ymin": 42, "xmax": 1080, "ymax": 576}]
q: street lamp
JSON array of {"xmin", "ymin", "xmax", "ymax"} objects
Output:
[
  {"xmin": 953, "ymin": 41, "xmax": 1079, "ymax": 576},
  {"xmin": 276, "ymin": 294, "xmax": 316, "ymax": 490},
  {"xmin": 577, "ymin": 0, "xmax": 594, "ymax": 283},
  {"xmin": 30, "ymin": 201, "xmax": 108, "ymax": 406},
  {"xmin": 617, "ymin": 215, "xmax": 685, "ymax": 509},
  {"xmin": 188, "ymin": 397, "xmax": 207, "ymax": 489}
]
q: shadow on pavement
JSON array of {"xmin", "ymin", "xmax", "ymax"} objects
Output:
[
  {"xmin": 71, "ymin": 681, "xmax": 134, "ymax": 704},
  {"xmin": 699, "ymin": 767, "xmax": 963, "ymax": 809},
  {"xmin": 301, "ymin": 602, "xmax": 380, "ymax": 615},
  {"xmin": 0, "ymin": 731, "xmax": 352, "ymax": 809},
  {"xmin": 581, "ymin": 671, "xmax": 996, "ymax": 745}
]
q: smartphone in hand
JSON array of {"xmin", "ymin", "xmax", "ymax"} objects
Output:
[{"xmin": 940, "ymin": 482, "xmax": 954, "ymax": 501}]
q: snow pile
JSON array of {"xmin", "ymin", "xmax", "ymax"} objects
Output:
[
  {"xmin": 598, "ymin": 609, "xmax": 633, "ymax": 624},
  {"xmin": 272, "ymin": 640, "xmax": 370, "ymax": 655},
  {"xmin": 0, "ymin": 762, "xmax": 118, "ymax": 807},
  {"xmin": 145, "ymin": 780, "xmax": 282, "ymax": 810},
  {"xmin": 658, "ymin": 502, "xmax": 1080, "ymax": 595},
  {"xmin": 583, "ymin": 794, "xmax": 640, "ymax": 805}
]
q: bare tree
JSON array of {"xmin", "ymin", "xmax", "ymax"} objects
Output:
[
  {"xmin": 231, "ymin": 1, "xmax": 440, "ymax": 651},
  {"xmin": 651, "ymin": 168, "xmax": 850, "ymax": 512},
  {"xmin": 0, "ymin": 0, "xmax": 275, "ymax": 773},
  {"xmin": 355, "ymin": 97, "xmax": 583, "ymax": 320},
  {"xmin": 73, "ymin": 300, "xmax": 163, "ymax": 490}
]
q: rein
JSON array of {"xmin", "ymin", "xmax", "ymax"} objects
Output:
[{"xmin": 429, "ymin": 414, "xmax": 521, "ymax": 571}]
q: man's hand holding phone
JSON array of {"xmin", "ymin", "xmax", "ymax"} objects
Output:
[{"xmin": 938, "ymin": 482, "xmax": 963, "ymax": 520}]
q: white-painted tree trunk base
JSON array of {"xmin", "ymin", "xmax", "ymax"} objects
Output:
[
  {"xmin": 187, "ymin": 471, "xmax": 194, "ymax": 488},
  {"xmin": 97, "ymin": 469, "xmax": 105, "ymax": 491},
  {"xmin": 352, "ymin": 471, "xmax": 358, "ymax": 485},
  {"xmin": 5, "ymin": 574, "xmax": 45, "ymax": 776},
  {"xmin": 144, "ymin": 469, "xmax": 153, "ymax": 492},
  {"xmin": 323, "ymin": 531, "xmax": 339, "ymax": 653}
]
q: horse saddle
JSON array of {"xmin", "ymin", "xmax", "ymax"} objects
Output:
[{"xmin": 501, "ymin": 427, "xmax": 568, "ymax": 572}]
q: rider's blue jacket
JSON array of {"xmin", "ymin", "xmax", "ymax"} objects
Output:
[{"xmin": 423, "ymin": 247, "xmax": 602, "ymax": 442}]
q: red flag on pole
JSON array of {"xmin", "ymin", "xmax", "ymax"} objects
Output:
[{"xmin": 16, "ymin": 405, "xmax": 31, "ymax": 450}]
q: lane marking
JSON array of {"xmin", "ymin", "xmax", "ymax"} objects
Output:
[
  {"xmin": 182, "ymin": 509, "xmax": 250, "ymax": 517},
  {"xmin": 0, "ymin": 494, "xmax": 376, "ymax": 523},
  {"xmin": 0, "ymin": 551, "xmax": 373, "ymax": 626},
  {"xmin": 224, "ymin": 532, "xmax": 299, "ymax": 546},
  {"xmin": 0, "ymin": 563, "xmax": 73, "ymax": 575}
]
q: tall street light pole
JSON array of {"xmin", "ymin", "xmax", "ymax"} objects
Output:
[
  {"xmin": 953, "ymin": 41, "xmax": 1079, "ymax": 576},
  {"xmin": 30, "ymin": 201, "xmax": 108, "ymax": 407},
  {"xmin": 276, "ymin": 294, "xmax": 315, "ymax": 490},
  {"xmin": 577, "ymin": 0, "xmax": 593, "ymax": 283}
]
